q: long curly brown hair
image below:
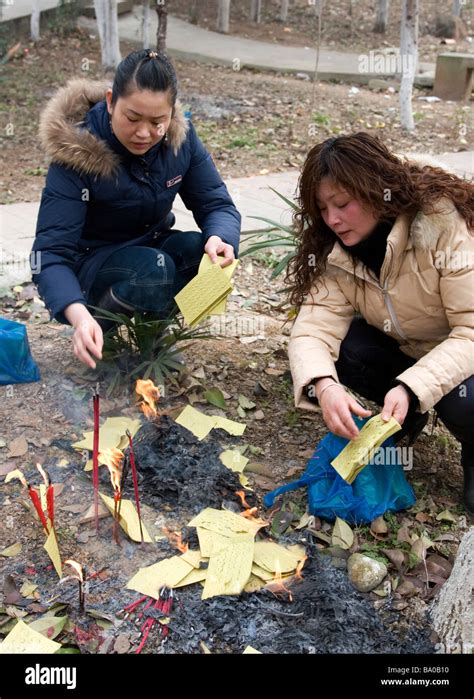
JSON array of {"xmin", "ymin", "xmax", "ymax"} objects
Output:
[{"xmin": 288, "ymin": 132, "xmax": 473, "ymax": 308}]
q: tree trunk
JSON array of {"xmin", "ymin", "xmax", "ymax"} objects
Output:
[
  {"xmin": 156, "ymin": 1, "xmax": 168, "ymax": 52},
  {"xmin": 93, "ymin": 0, "xmax": 122, "ymax": 70},
  {"xmin": 189, "ymin": 0, "xmax": 200, "ymax": 24},
  {"xmin": 399, "ymin": 0, "xmax": 418, "ymax": 132},
  {"xmin": 31, "ymin": 0, "xmax": 41, "ymax": 42},
  {"xmin": 217, "ymin": 0, "xmax": 231, "ymax": 34},
  {"xmin": 452, "ymin": 0, "xmax": 462, "ymax": 16},
  {"xmin": 430, "ymin": 527, "xmax": 474, "ymax": 653},
  {"xmin": 373, "ymin": 0, "xmax": 389, "ymax": 34},
  {"xmin": 250, "ymin": 0, "xmax": 262, "ymax": 23},
  {"xmin": 141, "ymin": 0, "xmax": 150, "ymax": 49},
  {"xmin": 280, "ymin": 0, "xmax": 289, "ymax": 23}
]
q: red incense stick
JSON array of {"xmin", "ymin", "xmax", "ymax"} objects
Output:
[
  {"xmin": 126, "ymin": 429, "xmax": 144, "ymax": 542},
  {"xmin": 92, "ymin": 383, "xmax": 100, "ymax": 532},
  {"xmin": 27, "ymin": 486, "xmax": 49, "ymax": 534}
]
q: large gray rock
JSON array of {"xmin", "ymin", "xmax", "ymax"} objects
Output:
[
  {"xmin": 430, "ymin": 527, "xmax": 474, "ymax": 654},
  {"xmin": 347, "ymin": 553, "xmax": 387, "ymax": 593}
]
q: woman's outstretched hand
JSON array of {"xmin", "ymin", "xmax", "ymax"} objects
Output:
[
  {"xmin": 204, "ymin": 235, "xmax": 235, "ymax": 268},
  {"xmin": 381, "ymin": 385, "xmax": 410, "ymax": 425},
  {"xmin": 315, "ymin": 378, "xmax": 372, "ymax": 440},
  {"xmin": 64, "ymin": 303, "xmax": 103, "ymax": 369}
]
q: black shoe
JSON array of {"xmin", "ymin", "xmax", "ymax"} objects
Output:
[
  {"xmin": 94, "ymin": 287, "xmax": 134, "ymax": 333},
  {"xmin": 462, "ymin": 463, "xmax": 474, "ymax": 517}
]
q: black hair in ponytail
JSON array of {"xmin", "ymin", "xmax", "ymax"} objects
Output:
[{"xmin": 111, "ymin": 49, "xmax": 178, "ymax": 106}]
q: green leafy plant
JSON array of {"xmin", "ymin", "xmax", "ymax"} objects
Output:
[
  {"xmin": 240, "ymin": 187, "xmax": 298, "ymax": 278},
  {"xmin": 91, "ymin": 309, "xmax": 211, "ymax": 396}
]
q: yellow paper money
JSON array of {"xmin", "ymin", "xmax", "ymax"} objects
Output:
[
  {"xmin": 175, "ymin": 405, "xmax": 216, "ymax": 440},
  {"xmin": 0, "ymin": 620, "xmax": 61, "ymax": 654},
  {"xmin": 175, "ymin": 264, "xmax": 232, "ymax": 326},
  {"xmin": 127, "ymin": 557, "xmax": 193, "ymax": 598},
  {"xmin": 73, "ymin": 417, "xmax": 142, "ymax": 470},
  {"xmin": 99, "ymin": 493, "xmax": 152, "ymax": 543},
  {"xmin": 253, "ymin": 541, "xmax": 305, "ymax": 574},
  {"xmin": 219, "ymin": 449, "xmax": 249, "ymax": 473},
  {"xmin": 198, "ymin": 254, "xmax": 239, "ymax": 314},
  {"xmin": 175, "ymin": 406, "xmax": 246, "ymax": 440},
  {"xmin": 44, "ymin": 528, "xmax": 62, "ymax": 578},
  {"xmin": 202, "ymin": 534, "xmax": 254, "ymax": 599},
  {"xmin": 331, "ymin": 414, "xmax": 402, "ymax": 484},
  {"xmin": 188, "ymin": 507, "xmax": 264, "ymax": 537}
]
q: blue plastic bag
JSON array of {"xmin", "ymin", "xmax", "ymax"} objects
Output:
[
  {"xmin": 0, "ymin": 318, "xmax": 40, "ymax": 385},
  {"xmin": 263, "ymin": 417, "xmax": 415, "ymax": 524}
]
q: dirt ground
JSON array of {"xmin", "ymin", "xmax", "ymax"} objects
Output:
[
  {"xmin": 0, "ymin": 28, "xmax": 472, "ymax": 204},
  {"xmin": 0, "ymin": 11, "xmax": 472, "ymax": 655},
  {"xmin": 0, "ymin": 256, "xmax": 471, "ymax": 653}
]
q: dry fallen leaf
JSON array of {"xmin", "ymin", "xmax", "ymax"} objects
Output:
[
  {"xmin": 113, "ymin": 633, "xmax": 131, "ymax": 654},
  {"xmin": 370, "ymin": 516, "xmax": 388, "ymax": 535},
  {"xmin": 435, "ymin": 509, "xmax": 457, "ymax": 523},
  {"xmin": 396, "ymin": 526, "xmax": 412, "ymax": 544},
  {"xmin": 331, "ymin": 517, "xmax": 354, "ymax": 550},
  {"xmin": 7, "ymin": 436, "xmax": 28, "ymax": 458},
  {"xmin": 381, "ymin": 548, "xmax": 407, "ymax": 572}
]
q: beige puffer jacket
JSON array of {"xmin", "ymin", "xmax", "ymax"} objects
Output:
[{"xmin": 289, "ymin": 198, "xmax": 474, "ymax": 414}]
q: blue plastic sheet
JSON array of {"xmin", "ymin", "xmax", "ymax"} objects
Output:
[
  {"xmin": 0, "ymin": 318, "xmax": 40, "ymax": 385},
  {"xmin": 263, "ymin": 417, "xmax": 415, "ymax": 524}
]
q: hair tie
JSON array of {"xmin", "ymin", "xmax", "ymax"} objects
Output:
[{"xmin": 147, "ymin": 50, "xmax": 158, "ymax": 59}]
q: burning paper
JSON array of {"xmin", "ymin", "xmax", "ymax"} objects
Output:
[
  {"xmin": 72, "ymin": 417, "xmax": 142, "ymax": 469},
  {"xmin": 99, "ymin": 493, "xmax": 152, "ymax": 543},
  {"xmin": 188, "ymin": 507, "xmax": 265, "ymax": 538},
  {"xmin": 174, "ymin": 263, "xmax": 233, "ymax": 326},
  {"xmin": 253, "ymin": 541, "xmax": 306, "ymax": 574},
  {"xmin": 0, "ymin": 620, "xmax": 61, "ymax": 654},
  {"xmin": 331, "ymin": 414, "xmax": 402, "ymax": 483},
  {"xmin": 136, "ymin": 379, "xmax": 160, "ymax": 419}
]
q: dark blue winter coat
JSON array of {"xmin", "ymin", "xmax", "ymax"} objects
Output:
[{"xmin": 31, "ymin": 79, "xmax": 241, "ymax": 323}]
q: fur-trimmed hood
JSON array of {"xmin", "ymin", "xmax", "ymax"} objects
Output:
[{"xmin": 38, "ymin": 78, "xmax": 189, "ymax": 179}]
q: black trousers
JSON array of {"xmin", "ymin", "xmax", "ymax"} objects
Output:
[{"xmin": 334, "ymin": 318, "xmax": 474, "ymax": 467}]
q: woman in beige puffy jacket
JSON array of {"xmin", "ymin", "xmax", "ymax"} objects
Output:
[{"xmin": 288, "ymin": 133, "xmax": 473, "ymax": 515}]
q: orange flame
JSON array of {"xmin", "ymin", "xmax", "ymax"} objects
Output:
[
  {"xmin": 295, "ymin": 556, "xmax": 307, "ymax": 580},
  {"xmin": 136, "ymin": 379, "xmax": 160, "ymax": 419},
  {"xmin": 266, "ymin": 564, "xmax": 294, "ymax": 602},
  {"xmin": 240, "ymin": 507, "xmax": 258, "ymax": 519},
  {"xmin": 99, "ymin": 448, "xmax": 124, "ymax": 492},
  {"xmin": 235, "ymin": 490, "xmax": 251, "ymax": 509},
  {"xmin": 162, "ymin": 527, "xmax": 189, "ymax": 553},
  {"xmin": 65, "ymin": 559, "xmax": 84, "ymax": 582}
]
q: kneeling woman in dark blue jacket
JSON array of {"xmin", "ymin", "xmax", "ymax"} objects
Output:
[{"xmin": 31, "ymin": 49, "xmax": 241, "ymax": 368}]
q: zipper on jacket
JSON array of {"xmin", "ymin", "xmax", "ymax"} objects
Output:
[
  {"xmin": 330, "ymin": 261, "xmax": 408, "ymax": 342},
  {"xmin": 382, "ymin": 278, "xmax": 407, "ymax": 340}
]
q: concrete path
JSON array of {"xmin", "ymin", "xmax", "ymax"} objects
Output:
[
  {"xmin": 77, "ymin": 10, "xmax": 435, "ymax": 85},
  {"xmin": 0, "ymin": 0, "xmax": 59, "ymax": 23},
  {"xmin": 2, "ymin": 2, "xmax": 434, "ymax": 84},
  {"xmin": 1, "ymin": 151, "xmax": 472, "ymax": 292}
]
